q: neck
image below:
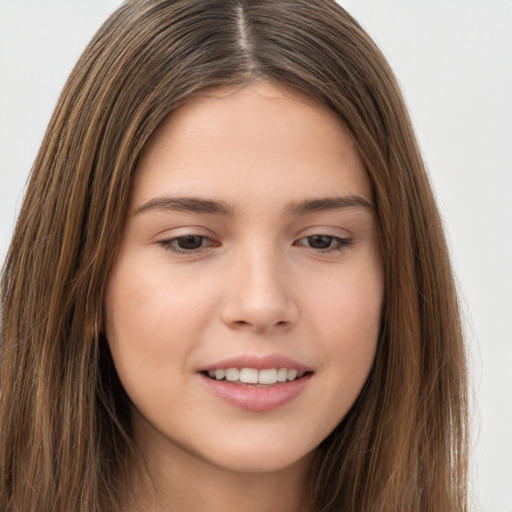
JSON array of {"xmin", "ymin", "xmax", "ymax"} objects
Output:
[
  {"xmin": 119, "ymin": 426, "xmax": 314, "ymax": 512},
  {"xmin": 121, "ymin": 451, "xmax": 313, "ymax": 512}
]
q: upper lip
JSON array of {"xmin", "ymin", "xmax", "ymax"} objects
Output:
[{"xmin": 199, "ymin": 354, "xmax": 313, "ymax": 373}]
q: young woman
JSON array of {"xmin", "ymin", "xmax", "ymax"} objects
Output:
[{"xmin": 0, "ymin": 1, "xmax": 468, "ymax": 511}]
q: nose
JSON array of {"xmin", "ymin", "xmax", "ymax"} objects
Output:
[{"xmin": 220, "ymin": 247, "xmax": 298, "ymax": 333}]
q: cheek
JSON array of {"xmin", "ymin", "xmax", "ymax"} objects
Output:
[
  {"xmin": 305, "ymin": 263, "xmax": 382, "ymax": 388},
  {"xmin": 308, "ymin": 263, "xmax": 383, "ymax": 336},
  {"xmin": 103, "ymin": 257, "xmax": 218, "ymax": 389}
]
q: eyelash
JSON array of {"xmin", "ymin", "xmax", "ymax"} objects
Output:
[
  {"xmin": 158, "ymin": 235, "xmax": 217, "ymax": 255},
  {"xmin": 294, "ymin": 234, "xmax": 353, "ymax": 253},
  {"xmin": 158, "ymin": 234, "xmax": 352, "ymax": 255}
]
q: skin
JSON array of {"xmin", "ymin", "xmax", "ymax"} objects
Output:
[{"xmin": 105, "ymin": 81, "xmax": 384, "ymax": 512}]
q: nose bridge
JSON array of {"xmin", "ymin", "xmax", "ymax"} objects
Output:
[{"xmin": 222, "ymin": 240, "xmax": 297, "ymax": 331}]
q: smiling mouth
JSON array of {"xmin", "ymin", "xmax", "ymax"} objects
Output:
[
  {"xmin": 202, "ymin": 367, "xmax": 312, "ymax": 386},
  {"xmin": 200, "ymin": 366, "xmax": 313, "ymax": 411}
]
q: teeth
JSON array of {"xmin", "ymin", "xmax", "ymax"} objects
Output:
[
  {"xmin": 239, "ymin": 368, "xmax": 258, "ymax": 384},
  {"xmin": 206, "ymin": 367, "xmax": 305, "ymax": 384},
  {"xmin": 225, "ymin": 368, "xmax": 240, "ymax": 381},
  {"xmin": 287, "ymin": 369, "xmax": 298, "ymax": 381},
  {"xmin": 277, "ymin": 368, "xmax": 288, "ymax": 382},
  {"xmin": 259, "ymin": 368, "xmax": 278, "ymax": 384},
  {"xmin": 214, "ymin": 369, "xmax": 225, "ymax": 380}
]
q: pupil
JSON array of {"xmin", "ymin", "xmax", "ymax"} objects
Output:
[
  {"xmin": 308, "ymin": 235, "xmax": 332, "ymax": 249},
  {"xmin": 178, "ymin": 235, "xmax": 203, "ymax": 250}
]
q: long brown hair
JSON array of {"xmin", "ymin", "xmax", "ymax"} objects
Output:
[{"xmin": 0, "ymin": 1, "xmax": 468, "ymax": 510}]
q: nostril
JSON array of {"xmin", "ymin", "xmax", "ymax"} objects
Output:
[{"xmin": 232, "ymin": 319, "xmax": 289, "ymax": 329}]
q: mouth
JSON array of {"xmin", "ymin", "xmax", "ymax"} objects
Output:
[
  {"xmin": 201, "ymin": 367, "xmax": 312, "ymax": 386},
  {"xmin": 198, "ymin": 354, "xmax": 314, "ymax": 411},
  {"xmin": 199, "ymin": 363, "xmax": 313, "ymax": 412}
]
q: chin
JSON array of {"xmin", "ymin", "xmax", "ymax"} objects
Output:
[
  {"xmin": 204, "ymin": 447, "xmax": 315, "ymax": 475},
  {"xmin": 184, "ymin": 431, "xmax": 318, "ymax": 476}
]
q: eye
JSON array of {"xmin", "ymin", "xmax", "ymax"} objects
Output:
[
  {"xmin": 295, "ymin": 234, "xmax": 352, "ymax": 252},
  {"xmin": 159, "ymin": 235, "xmax": 216, "ymax": 254}
]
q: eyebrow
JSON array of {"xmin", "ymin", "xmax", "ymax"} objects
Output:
[
  {"xmin": 135, "ymin": 196, "xmax": 236, "ymax": 216},
  {"xmin": 286, "ymin": 195, "xmax": 373, "ymax": 215},
  {"xmin": 135, "ymin": 194, "xmax": 373, "ymax": 216}
]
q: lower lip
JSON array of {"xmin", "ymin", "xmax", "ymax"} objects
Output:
[{"xmin": 199, "ymin": 373, "xmax": 312, "ymax": 412}]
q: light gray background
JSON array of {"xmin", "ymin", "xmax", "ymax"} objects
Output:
[{"xmin": 1, "ymin": 1, "xmax": 511, "ymax": 510}]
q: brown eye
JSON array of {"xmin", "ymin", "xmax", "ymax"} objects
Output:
[
  {"xmin": 295, "ymin": 234, "xmax": 352, "ymax": 253},
  {"xmin": 159, "ymin": 235, "xmax": 215, "ymax": 254},
  {"xmin": 176, "ymin": 235, "xmax": 205, "ymax": 250},
  {"xmin": 306, "ymin": 235, "xmax": 335, "ymax": 249}
]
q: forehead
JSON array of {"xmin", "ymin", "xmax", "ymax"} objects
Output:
[{"xmin": 132, "ymin": 81, "xmax": 371, "ymax": 210}]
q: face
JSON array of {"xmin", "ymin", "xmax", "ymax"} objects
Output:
[{"xmin": 105, "ymin": 81, "xmax": 383, "ymax": 475}]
